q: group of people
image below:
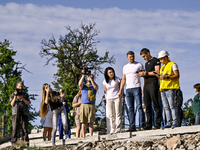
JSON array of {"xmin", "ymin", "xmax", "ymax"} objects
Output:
[
  {"xmin": 9, "ymin": 48, "xmax": 200, "ymax": 146},
  {"xmin": 104, "ymin": 48, "xmax": 181, "ymax": 133},
  {"xmin": 39, "ymin": 85, "xmax": 71, "ymax": 145}
]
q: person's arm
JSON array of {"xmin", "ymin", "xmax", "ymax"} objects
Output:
[
  {"xmin": 160, "ymin": 70, "xmax": 180, "ymax": 80},
  {"xmin": 118, "ymin": 81, "xmax": 121, "ymax": 90},
  {"xmin": 72, "ymin": 101, "xmax": 81, "ymax": 107},
  {"xmin": 118, "ymin": 74, "xmax": 126, "ymax": 99},
  {"xmin": 90, "ymin": 77, "xmax": 98, "ymax": 91},
  {"xmin": 44, "ymin": 93, "xmax": 49, "ymax": 104},
  {"xmin": 78, "ymin": 74, "xmax": 85, "ymax": 90},
  {"xmin": 72, "ymin": 96, "xmax": 81, "ymax": 107},
  {"xmin": 19, "ymin": 95, "xmax": 30, "ymax": 106},
  {"xmin": 103, "ymin": 84, "xmax": 107, "ymax": 94},
  {"xmin": 138, "ymin": 64, "xmax": 161, "ymax": 77},
  {"xmin": 10, "ymin": 93, "xmax": 17, "ymax": 107}
]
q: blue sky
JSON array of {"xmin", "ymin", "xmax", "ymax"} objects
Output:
[
  {"xmin": 1, "ymin": 0, "xmax": 199, "ymax": 10},
  {"xmin": 0, "ymin": 1, "xmax": 200, "ymax": 127}
]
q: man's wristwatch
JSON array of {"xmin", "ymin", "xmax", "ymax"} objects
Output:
[
  {"xmin": 146, "ymin": 72, "xmax": 148, "ymax": 76},
  {"xmin": 167, "ymin": 76, "xmax": 169, "ymax": 79}
]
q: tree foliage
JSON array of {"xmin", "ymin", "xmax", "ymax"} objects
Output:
[
  {"xmin": 40, "ymin": 23, "xmax": 115, "ymax": 125},
  {"xmin": 182, "ymin": 98, "xmax": 195, "ymax": 126},
  {"xmin": 0, "ymin": 39, "xmax": 38, "ymax": 134}
]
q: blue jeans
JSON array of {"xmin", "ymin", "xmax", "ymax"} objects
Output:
[
  {"xmin": 126, "ymin": 87, "xmax": 145, "ymax": 128},
  {"xmin": 52, "ymin": 106, "xmax": 68, "ymax": 146},
  {"xmin": 161, "ymin": 89, "xmax": 177, "ymax": 126}
]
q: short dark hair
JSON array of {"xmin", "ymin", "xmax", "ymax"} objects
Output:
[
  {"xmin": 104, "ymin": 67, "xmax": 116, "ymax": 83},
  {"xmin": 194, "ymin": 83, "xmax": 200, "ymax": 92},
  {"xmin": 140, "ymin": 48, "xmax": 150, "ymax": 55},
  {"xmin": 127, "ymin": 51, "xmax": 134, "ymax": 56},
  {"xmin": 17, "ymin": 81, "xmax": 24, "ymax": 86}
]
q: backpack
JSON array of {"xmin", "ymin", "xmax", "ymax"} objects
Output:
[
  {"xmin": 86, "ymin": 84, "xmax": 96, "ymax": 102},
  {"xmin": 175, "ymin": 89, "xmax": 183, "ymax": 107}
]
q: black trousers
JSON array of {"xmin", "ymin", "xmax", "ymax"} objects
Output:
[
  {"xmin": 143, "ymin": 82, "xmax": 162, "ymax": 127},
  {"xmin": 11, "ymin": 112, "xmax": 29, "ymax": 144},
  {"xmin": 176, "ymin": 106, "xmax": 183, "ymax": 127}
]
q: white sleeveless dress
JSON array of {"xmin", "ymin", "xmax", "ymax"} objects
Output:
[{"xmin": 43, "ymin": 106, "xmax": 53, "ymax": 128}]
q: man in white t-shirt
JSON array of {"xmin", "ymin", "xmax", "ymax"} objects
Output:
[{"xmin": 118, "ymin": 51, "xmax": 145, "ymax": 131}]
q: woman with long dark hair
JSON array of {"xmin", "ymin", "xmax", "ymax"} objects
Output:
[
  {"xmin": 103, "ymin": 67, "xmax": 122, "ymax": 134},
  {"xmin": 40, "ymin": 83, "xmax": 68, "ymax": 146}
]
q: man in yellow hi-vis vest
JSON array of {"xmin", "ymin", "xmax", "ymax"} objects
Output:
[{"xmin": 156, "ymin": 50, "xmax": 180, "ymax": 129}]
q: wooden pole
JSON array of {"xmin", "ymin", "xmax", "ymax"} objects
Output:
[{"xmin": 2, "ymin": 115, "xmax": 5, "ymax": 137}]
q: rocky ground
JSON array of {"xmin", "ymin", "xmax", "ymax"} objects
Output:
[{"xmin": 2, "ymin": 132, "xmax": 200, "ymax": 150}]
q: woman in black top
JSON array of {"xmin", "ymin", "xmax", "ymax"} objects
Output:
[{"xmin": 40, "ymin": 83, "xmax": 68, "ymax": 146}]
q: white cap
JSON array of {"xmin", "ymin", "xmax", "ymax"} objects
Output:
[{"xmin": 158, "ymin": 50, "xmax": 169, "ymax": 58}]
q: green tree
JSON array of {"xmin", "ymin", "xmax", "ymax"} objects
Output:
[
  {"xmin": 40, "ymin": 23, "xmax": 115, "ymax": 125},
  {"xmin": 182, "ymin": 98, "xmax": 195, "ymax": 126},
  {"xmin": 0, "ymin": 39, "xmax": 38, "ymax": 134}
]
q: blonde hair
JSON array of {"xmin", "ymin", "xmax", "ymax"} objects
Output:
[
  {"xmin": 39, "ymin": 83, "xmax": 50, "ymax": 118},
  {"xmin": 60, "ymin": 89, "xmax": 65, "ymax": 93}
]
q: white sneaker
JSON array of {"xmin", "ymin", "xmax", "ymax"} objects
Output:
[
  {"xmin": 65, "ymin": 135, "xmax": 69, "ymax": 139},
  {"xmin": 115, "ymin": 129, "xmax": 121, "ymax": 134}
]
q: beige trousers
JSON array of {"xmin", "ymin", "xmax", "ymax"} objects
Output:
[{"xmin": 106, "ymin": 97, "xmax": 122, "ymax": 133}]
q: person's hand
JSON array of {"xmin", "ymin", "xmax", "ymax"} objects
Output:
[
  {"xmin": 155, "ymin": 74, "xmax": 160, "ymax": 79},
  {"xmin": 14, "ymin": 91, "xmax": 17, "ymax": 96},
  {"xmin": 160, "ymin": 75, "xmax": 167, "ymax": 80},
  {"xmin": 17, "ymin": 95, "xmax": 23, "ymax": 99},
  {"xmin": 46, "ymin": 86, "xmax": 51, "ymax": 93},
  {"xmin": 82, "ymin": 70, "xmax": 85, "ymax": 75},
  {"xmin": 138, "ymin": 71, "xmax": 146, "ymax": 77},
  {"xmin": 90, "ymin": 75, "xmax": 94, "ymax": 81},
  {"xmin": 63, "ymin": 102, "xmax": 66, "ymax": 106},
  {"xmin": 118, "ymin": 92, "xmax": 122, "ymax": 99},
  {"xmin": 60, "ymin": 92, "xmax": 65, "ymax": 98}
]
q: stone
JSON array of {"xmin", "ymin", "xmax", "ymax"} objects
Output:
[
  {"xmin": 143, "ymin": 141, "xmax": 153, "ymax": 147},
  {"xmin": 106, "ymin": 141, "xmax": 113, "ymax": 146},
  {"xmin": 187, "ymin": 144, "xmax": 196, "ymax": 150},
  {"xmin": 31, "ymin": 129, "xmax": 39, "ymax": 134},
  {"xmin": 179, "ymin": 145, "xmax": 184, "ymax": 149},
  {"xmin": 84, "ymin": 146, "xmax": 91, "ymax": 150},
  {"xmin": 91, "ymin": 141, "xmax": 97, "ymax": 145},
  {"xmin": 72, "ymin": 146, "xmax": 78, "ymax": 150},
  {"xmin": 138, "ymin": 147, "xmax": 145, "ymax": 150},
  {"xmin": 176, "ymin": 134, "xmax": 181, "ymax": 139},
  {"xmin": 147, "ymin": 147, "xmax": 152, "ymax": 150},
  {"xmin": 195, "ymin": 136, "xmax": 200, "ymax": 142},
  {"xmin": 124, "ymin": 143, "xmax": 132, "ymax": 148},
  {"xmin": 166, "ymin": 134, "xmax": 172, "ymax": 138},
  {"xmin": 172, "ymin": 143, "xmax": 179, "ymax": 149},
  {"xmin": 187, "ymin": 135, "xmax": 192, "ymax": 139},
  {"xmin": 116, "ymin": 147, "xmax": 127, "ymax": 150},
  {"xmin": 158, "ymin": 145, "xmax": 167, "ymax": 150},
  {"xmin": 166, "ymin": 136, "xmax": 179, "ymax": 149},
  {"xmin": 126, "ymin": 140, "xmax": 132, "ymax": 143},
  {"xmin": 112, "ymin": 145, "xmax": 122, "ymax": 149}
]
